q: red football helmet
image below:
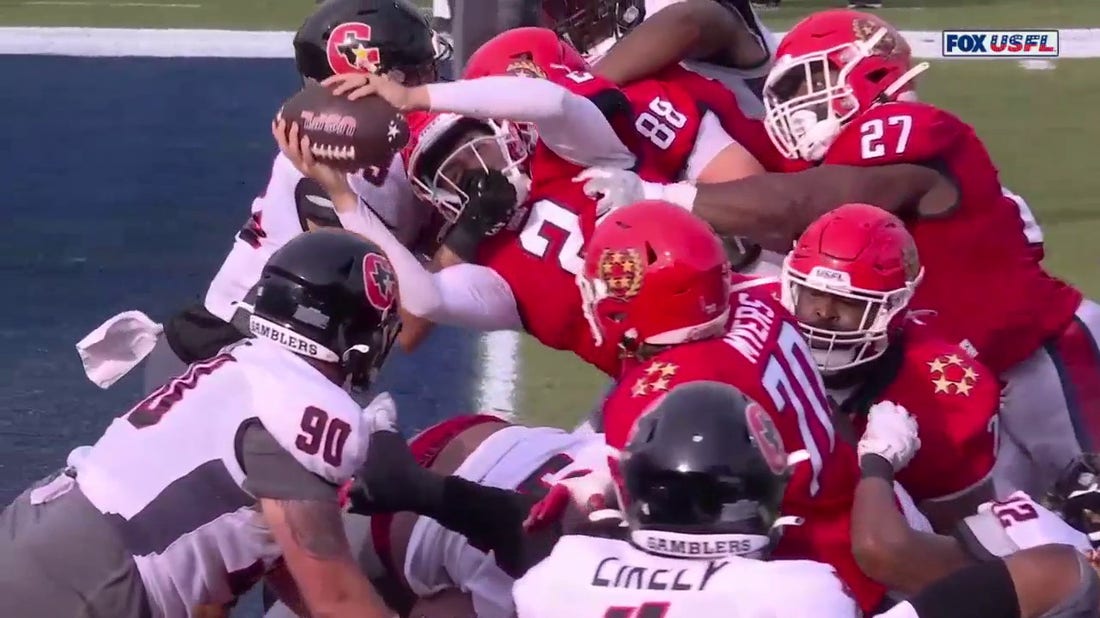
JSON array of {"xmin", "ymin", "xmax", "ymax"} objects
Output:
[
  {"xmin": 762, "ymin": 9, "xmax": 928, "ymax": 162},
  {"xmin": 578, "ymin": 201, "xmax": 731, "ymax": 352},
  {"xmin": 463, "ymin": 27, "xmax": 589, "ymax": 80},
  {"xmin": 780, "ymin": 203, "xmax": 924, "ymax": 374},
  {"xmin": 403, "ymin": 110, "xmax": 531, "ymax": 224}
]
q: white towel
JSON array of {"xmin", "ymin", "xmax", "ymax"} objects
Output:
[{"xmin": 75, "ymin": 310, "xmax": 164, "ymax": 389}]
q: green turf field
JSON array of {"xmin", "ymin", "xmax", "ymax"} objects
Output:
[{"xmin": 3, "ymin": 0, "xmax": 1098, "ymax": 429}]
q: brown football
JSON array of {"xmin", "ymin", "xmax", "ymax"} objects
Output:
[{"xmin": 277, "ymin": 82, "xmax": 409, "ymax": 173}]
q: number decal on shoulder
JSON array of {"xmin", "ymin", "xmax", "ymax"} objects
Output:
[
  {"xmin": 127, "ymin": 354, "xmax": 237, "ymax": 428},
  {"xmin": 518, "ymin": 200, "xmax": 585, "ymax": 275},
  {"xmin": 604, "ymin": 602, "xmax": 670, "ymax": 618},
  {"xmin": 563, "ymin": 69, "xmax": 595, "ymax": 84},
  {"xmin": 725, "ymin": 320, "xmax": 834, "ymax": 495},
  {"xmin": 859, "ymin": 115, "xmax": 913, "ymax": 160},
  {"xmin": 635, "ymin": 96, "xmax": 687, "ymax": 151},
  {"xmin": 295, "ymin": 406, "xmax": 353, "ymax": 468},
  {"xmin": 1001, "ymin": 186, "xmax": 1044, "ymax": 245},
  {"xmin": 991, "ymin": 494, "xmax": 1040, "ymax": 528}
]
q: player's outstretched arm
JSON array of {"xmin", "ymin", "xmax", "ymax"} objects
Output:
[
  {"xmin": 881, "ymin": 544, "xmax": 1095, "ymax": 618},
  {"xmin": 594, "ymin": 0, "xmax": 768, "ymax": 86}
]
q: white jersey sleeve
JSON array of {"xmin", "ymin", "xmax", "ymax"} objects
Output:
[
  {"xmin": 955, "ymin": 491, "xmax": 1092, "ymax": 559},
  {"xmin": 682, "ymin": 110, "xmax": 735, "ymax": 181},
  {"xmin": 240, "ymin": 343, "xmax": 369, "ymax": 484},
  {"xmin": 514, "ymin": 534, "xmax": 858, "ymax": 618}
]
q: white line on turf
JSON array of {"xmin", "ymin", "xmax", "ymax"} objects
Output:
[
  {"xmin": 3, "ymin": 27, "xmax": 1100, "ymax": 58},
  {"xmin": 476, "ymin": 331, "xmax": 520, "ymax": 421},
  {"xmin": 22, "ymin": 1, "xmax": 201, "ymax": 6}
]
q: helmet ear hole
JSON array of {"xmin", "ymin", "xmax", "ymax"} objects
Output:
[
  {"xmin": 865, "ymin": 68, "xmax": 889, "ymax": 83},
  {"xmin": 644, "ymin": 241, "xmax": 658, "ymax": 265}
]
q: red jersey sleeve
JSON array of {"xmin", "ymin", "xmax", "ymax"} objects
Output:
[
  {"xmin": 824, "ymin": 101, "xmax": 965, "ymax": 167},
  {"xmin": 882, "ymin": 330, "xmax": 999, "ymax": 502}
]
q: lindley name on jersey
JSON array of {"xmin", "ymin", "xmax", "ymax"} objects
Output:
[
  {"xmin": 942, "ymin": 30, "xmax": 1059, "ymax": 58},
  {"xmin": 591, "ymin": 555, "xmax": 729, "ymax": 591}
]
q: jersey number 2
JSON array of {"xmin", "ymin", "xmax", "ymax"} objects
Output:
[
  {"xmin": 518, "ymin": 200, "xmax": 584, "ymax": 275},
  {"xmin": 859, "ymin": 115, "xmax": 912, "ymax": 160}
]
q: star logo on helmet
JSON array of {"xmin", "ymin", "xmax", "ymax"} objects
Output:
[
  {"xmin": 362, "ymin": 252, "xmax": 397, "ymax": 313},
  {"xmin": 631, "ymin": 362, "xmax": 678, "ymax": 397},
  {"xmin": 746, "ymin": 402, "xmax": 788, "ymax": 475},
  {"xmin": 927, "ymin": 353, "xmax": 979, "ymax": 396},
  {"xmin": 597, "ymin": 248, "xmax": 644, "ymax": 301},
  {"xmin": 327, "ymin": 22, "xmax": 382, "ymax": 75}
]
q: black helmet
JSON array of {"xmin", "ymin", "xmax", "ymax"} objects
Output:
[
  {"xmin": 293, "ymin": 0, "xmax": 450, "ymax": 85},
  {"xmin": 618, "ymin": 381, "xmax": 789, "ymax": 559},
  {"xmin": 1045, "ymin": 453, "xmax": 1100, "ymax": 547},
  {"xmin": 543, "ymin": 0, "xmax": 644, "ymax": 55},
  {"xmin": 250, "ymin": 229, "xmax": 401, "ymax": 391}
]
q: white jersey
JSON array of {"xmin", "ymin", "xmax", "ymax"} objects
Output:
[
  {"xmin": 203, "ymin": 152, "xmax": 425, "ymax": 321},
  {"xmin": 956, "ymin": 491, "xmax": 1092, "ymax": 559},
  {"xmin": 75, "ymin": 339, "xmax": 371, "ymax": 617},
  {"xmin": 514, "ymin": 534, "xmax": 858, "ymax": 618},
  {"xmin": 404, "ymin": 427, "xmax": 611, "ymax": 618}
]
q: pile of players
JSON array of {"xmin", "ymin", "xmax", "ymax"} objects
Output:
[{"xmin": 4, "ymin": 0, "xmax": 1100, "ymax": 617}]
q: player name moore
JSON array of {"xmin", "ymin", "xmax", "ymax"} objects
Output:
[{"xmin": 942, "ymin": 30, "xmax": 1059, "ymax": 57}]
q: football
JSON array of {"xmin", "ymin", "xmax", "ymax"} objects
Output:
[{"xmin": 277, "ymin": 82, "xmax": 409, "ymax": 173}]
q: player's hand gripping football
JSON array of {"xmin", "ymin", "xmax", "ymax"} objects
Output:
[
  {"xmin": 272, "ymin": 118, "xmax": 356, "ymax": 207},
  {"xmin": 324, "ymin": 72, "xmax": 428, "ymax": 112},
  {"xmin": 857, "ymin": 401, "xmax": 921, "ymax": 472}
]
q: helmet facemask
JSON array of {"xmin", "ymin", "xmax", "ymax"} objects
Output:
[
  {"xmin": 409, "ymin": 119, "xmax": 530, "ymax": 224},
  {"xmin": 764, "ymin": 27, "xmax": 926, "ymax": 162},
  {"xmin": 781, "ymin": 258, "xmax": 922, "ymax": 375}
]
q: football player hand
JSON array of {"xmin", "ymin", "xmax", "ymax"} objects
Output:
[
  {"xmin": 272, "ymin": 118, "xmax": 354, "ymax": 204},
  {"xmin": 858, "ymin": 401, "xmax": 921, "ymax": 472},
  {"xmin": 574, "ymin": 167, "xmax": 648, "ymax": 219},
  {"xmin": 522, "ymin": 470, "xmax": 614, "ymax": 533},
  {"xmin": 323, "ymin": 72, "xmax": 428, "ymax": 112}
]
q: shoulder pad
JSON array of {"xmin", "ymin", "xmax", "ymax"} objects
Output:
[
  {"xmin": 828, "ymin": 102, "xmax": 965, "ymax": 166},
  {"xmin": 242, "ymin": 353, "xmax": 368, "ymax": 484}
]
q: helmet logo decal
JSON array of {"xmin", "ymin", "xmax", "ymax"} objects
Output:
[
  {"xmin": 362, "ymin": 252, "xmax": 397, "ymax": 313},
  {"xmin": 328, "ymin": 22, "xmax": 382, "ymax": 75},
  {"xmin": 597, "ymin": 248, "xmax": 644, "ymax": 301},
  {"xmin": 504, "ymin": 55, "xmax": 547, "ymax": 79},
  {"xmin": 746, "ymin": 402, "xmax": 788, "ymax": 474},
  {"xmin": 852, "ymin": 17, "xmax": 901, "ymax": 58}
]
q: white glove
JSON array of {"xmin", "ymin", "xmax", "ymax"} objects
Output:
[
  {"xmin": 75, "ymin": 310, "xmax": 164, "ymax": 388},
  {"xmin": 858, "ymin": 401, "xmax": 921, "ymax": 471},
  {"xmin": 574, "ymin": 167, "xmax": 649, "ymax": 218},
  {"xmin": 361, "ymin": 391, "xmax": 398, "ymax": 433}
]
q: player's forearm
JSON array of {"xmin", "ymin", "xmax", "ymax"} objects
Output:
[{"xmin": 852, "ymin": 457, "xmax": 974, "ymax": 594}]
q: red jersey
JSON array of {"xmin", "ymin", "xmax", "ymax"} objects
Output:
[
  {"xmin": 822, "ymin": 101, "xmax": 1081, "ymax": 373},
  {"xmin": 475, "ymin": 178, "xmax": 621, "ymax": 377},
  {"xmin": 655, "ymin": 64, "xmax": 790, "ymax": 173},
  {"xmin": 843, "ymin": 321, "xmax": 999, "ymax": 503},
  {"xmin": 600, "ymin": 276, "xmax": 885, "ymax": 611}
]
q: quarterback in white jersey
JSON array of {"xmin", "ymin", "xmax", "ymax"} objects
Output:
[
  {"xmin": 264, "ymin": 414, "xmax": 612, "ymax": 618},
  {"xmin": 515, "ymin": 382, "xmax": 860, "ymax": 618},
  {"xmin": 72, "ymin": 0, "xmax": 448, "ymax": 394},
  {"xmin": 0, "ymin": 231, "xmax": 402, "ymax": 618}
]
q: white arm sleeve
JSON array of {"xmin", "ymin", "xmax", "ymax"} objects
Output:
[
  {"xmin": 425, "ymin": 77, "xmax": 636, "ymax": 168},
  {"xmin": 336, "ymin": 208, "xmax": 522, "ymax": 331},
  {"xmin": 682, "ymin": 110, "xmax": 736, "ymax": 181}
]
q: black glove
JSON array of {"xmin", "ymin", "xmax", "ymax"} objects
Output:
[
  {"xmin": 346, "ymin": 430, "xmax": 445, "ymax": 516},
  {"xmin": 443, "ymin": 168, "xmax": 518, "ymax": 261},
  {"xmin": 1046, "ymin": 453, "xmax": 1100, "ymax": 546}
]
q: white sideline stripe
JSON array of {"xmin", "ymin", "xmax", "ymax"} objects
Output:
[
  {"xmin": 3, "ymin": 27, "xmax": 1100, "ymax": 58},
  {"xmin": 476, "ymin": 331, "xmax": 519, "ymax": 421},
  {"xmin": 21, "ymin": 2, "xmax": 201, "ymax": 7}
]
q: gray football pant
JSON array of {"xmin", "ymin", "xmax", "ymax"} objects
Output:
[{"xmin": 0, "ymin": 472, "xmax": 152, "ymax": 618}]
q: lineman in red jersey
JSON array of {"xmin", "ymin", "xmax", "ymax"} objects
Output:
[
  {"xmin": 575, "ymin": 10, "xmax": 1099, "ymax": 497},
  {"xmin": 578, "ymin": 200, "xmax": 892, "ymax": 612},
  {"xmin": 769, "ymin": 204, "xmax": 998, "ymax": 541}
]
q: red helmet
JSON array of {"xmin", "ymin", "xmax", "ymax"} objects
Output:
[
  {"xmin": 402, "ymin": 110, "xmax": 531, "ymax": 224},
  {"xmin": 578, "ymin": 201, "xmax": 731, "ymax": 352},
  {"xmin": 763, "ymin": 9, "xmax": 927, "ymax": 162},
  {"xmin": 463, "ymin": 27, "xmax": 589, "ymax": 80},
  {"xmin": 780, "ymin": 203, "xmax": 924, "ymax": 374}
]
